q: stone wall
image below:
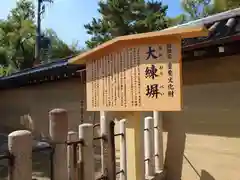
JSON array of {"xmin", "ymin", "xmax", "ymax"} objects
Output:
[
  {"xmin": 166, "ymin": 81, "xmax": 240, "ymax": 180},
  {"xmin": 0, "ymin": 79, "xmax": 99, "ymax": 136}
]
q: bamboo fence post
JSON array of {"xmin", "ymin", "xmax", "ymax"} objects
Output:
[
  {"xmin": 119, "ymin": 119, "xmax": 127, "ymax": 180},
  {"xmin": 153, "ymin": 111, "xmax": 164, "ymax": 173},
  {"xmin": 144, "ymin": 116, "xmax": 155, "ymax": 179},
  {"xmin": 79, "ymin": 123, "xmax": 95, "ymax": 180},
  {"xmin": 67, "ymin": 131, "xmax": 78, "ymax": 180}
]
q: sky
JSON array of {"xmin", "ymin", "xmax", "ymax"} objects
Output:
[{"xmin": 0, "ymin": 0, "xmax": 182, "ymax": 48}]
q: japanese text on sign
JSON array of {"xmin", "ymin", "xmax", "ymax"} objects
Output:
[{"xmin": 86, "ymin": 41, "xmax": 182, "ymax": 111}]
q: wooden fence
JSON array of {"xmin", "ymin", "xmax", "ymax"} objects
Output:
[{"xmin": 0, "ymin": 109, "xmax": 165, "ymax": 180}]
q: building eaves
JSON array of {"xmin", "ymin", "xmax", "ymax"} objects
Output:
[
  {"xmin": 168, "ymin": 7, "xmax": 240, "ymax": 30},
  {"xmin": 0, "ymin": 59, "xmax": 68, "ymax": 80},
  {"xmin": 175, "ymin": 8, "xmax": 240, "ymax": 49},
  {"xmin": 0, "ymin": 56, "xmax": 83, "ymax": 80},
  {"xmin": 0, "ymin": 56, "xmax": 85, "ymax": 89}
]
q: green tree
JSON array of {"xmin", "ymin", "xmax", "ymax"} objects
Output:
[
  {"xmin": 169, "ymin": 0, "xmax": 240, "ymax": 26},
  {"xmin": 168, "ymin": 14, "xmax": 187, "ymax": 26},
  {"xmin": 0, "ymin": 0, "xmax": 36, "ymax": 70},
  {"xmin": 0, "ymin": 65, "xmax": 12, "ymax": 77},
  {"xmin": 43, "ymin": 28, "xmax": 79, "ymax": 60},
  {"xmin": 84, "ymin": 0, "xmax": 169, "ymax": 49},
  {"xmin": 0, "ymin": 0, "xmax": 82, "ymax": 75},
  {"xmin": 218, "ymin": 0, "xmax": 240, "ymax": 10}
]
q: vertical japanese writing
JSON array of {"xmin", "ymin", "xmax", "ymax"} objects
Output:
[
  {"xmin": 120, "ymin": 52, "xmax": 124, "ymax": 107},
  {"xmin": 116, "ymin": 52, "xmax": 120, "ymax": 101},
  {"xmin": 91, "ymin": 60, "xmax": 95, "ymax": 107},
  {"xmin": 158, "ymin": 45, "xmax": 163, "ymax": 58},
  {"xmin": 101, "ymin": 57, "xmax": 104, "ymax": 107},
  {"xmin": 144, "ymin": 45, "xmax": 164, "ymax": 99},
  {"xmin": 96, "ymin": 59, "xmax": 99, "ymax": 107},
  {"xmin": 113, "ymin": 53, "xmax": 117, "ymax": 106},
  {"xmin": 109, "ymin": 54, "xmax": 113, "ymax": 107},
  {"xmin": 128, "ymin": 48, "xmax": 134, "ymax": 107},
  {"xmin": 105, "ymin": 56, "xmax": 108, "ymax": 107},
  {"xmin": 167, "ymin": 44, "xmax": 174, "ymax": 97},
  {"xmin": 166, "ymin": 44, "xmax": 172, "ymax": 59},
  {"xmin": 94, "ymin": 60, "xmax": 97, "ymax": 107},
  {"xmin": 102, "ymin": 56, "xmax": 106, "ymax": 107},
  {"xmin": 107, "ymin": 55, "xmax": 110, "ymax": 107},
  {"xmin": 126, "ymin": 48, "xmax": 133, "ymax": 107},
  {"xmin": 123, "ymin": 49, "xmax": 127, "ymax": 107},
  {"xmin": 168, "ymin": 62, "xmax": 174, "ymax": 97},
  {"xmin": 105, "ymin": 56, "xmax": 108, "ymax": 106},
  {"xmin": 105, "ymin": 55, "xmax": 109, "ymax": 107},
  {"xmin": 136, "ymin": 48, "xmax": 141, "ymax": 106},
  {"xmin": 107, "ymin": 55, "xmax": 112, "ymax": 107},
  {"xmin": 133, "ymin": 48, "xmax": 138, "ymax": 107}
]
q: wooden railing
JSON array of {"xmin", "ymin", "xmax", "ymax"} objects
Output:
[{"xmin": 0, "ymin": 109, "xmax": 165, "ymax": 180}]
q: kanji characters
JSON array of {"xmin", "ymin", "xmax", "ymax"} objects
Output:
[
  {"xmin": 146, "ymin": 46, "xmax": 158, "ymax": 60},
  {"xmin": 146, "ymin": 84, "xmax": 164, "ymax": 98},
  {"xmin": 145, "ymin": 65, "xmax": 164, "ymax": 79},
  {"xmin": 166, "ymin": 44, "xmax": 172, "ymax": 59},
  {"xmin": 145, "ymin": 65, "xmax": 158, "ymax": 79},
  {"xmin": 167, "ymin": 62, "xmax": 174, "ymax": 97}
]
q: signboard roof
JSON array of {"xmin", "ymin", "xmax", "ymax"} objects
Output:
[{"xmin": 69, "ymin": 25, "xmax": 208, "ymax": 65}]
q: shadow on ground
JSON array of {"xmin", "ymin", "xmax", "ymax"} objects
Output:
[{"xmin": 200, "ymin": 170, "xmax": 215, "ymax": 180}]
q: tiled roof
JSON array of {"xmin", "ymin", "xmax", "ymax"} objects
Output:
[
  {"xmin": 0, "ymin": 59, "xmax": 68, "ymax": 80},
  {"xmin": 0, "ymin": 56, "xmax": 83, "ymax": 79},
  {"xmin": 175, "ymin": 8, "xmax": 240, "ymax": 49},
  {"xmin": 0, "ymin": 56, "xmax": 85, "ymax": 89}
]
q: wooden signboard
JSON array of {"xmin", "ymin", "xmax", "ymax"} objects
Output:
[{"xmin": 86, "ymin": 39, "xmax": 182, "ymax": 111}]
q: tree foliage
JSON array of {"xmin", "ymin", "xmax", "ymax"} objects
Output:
[
  {"xmin": 42, "ymin": 28, "xmax": 80, "ymax": 60},
  {"xmin": 0, "ymin": 0, "xmax": 35, "ymax": 72},
  {"xmin": 169, "ymin": 0, "xmax": 240, "ymax": 26},
  {"xmin": 84, "ymin": 0, "xmax": 169, "ymax": 49},
  {"xmin": 0, "ymin": 0, "xmax": 80, "ymax": 77}
]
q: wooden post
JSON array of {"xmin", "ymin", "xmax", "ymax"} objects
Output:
[
  {"xmin": 8, "ymin": 130, "xmax": 32, "ymax": 180},
  {"xmin": 119, "ymin": 119, "xmax": 127, "ymax": 180},
  {"xmin": 125, "ymin": 112, "xmax": 144, "ymax": 180},
  {"xmin": 79, "ymin": 123, "xmax": 95, "ymax": 180},
  {"xmin": 144, "ymin": 116, "xmax": 155, "ymax": 178},
  {"xmin": 164, "ymin": 119, "xmax": 186, "ymax": 180},
  {"xmin": 100, "ymin": 111, "xmax": 116, "ymax": 180},
  {"xmin": 153, "ymin": 111, "xmax": 164, "ymax": 173},
  {"xmin": 107, "ymin": 120, "xmax": 116, "ymax": 180},
  {"xmin": 49, "ymin": 108, "xmax": 68, "ymax": 180},
  {"xmin": 67, "ymin": 131, "xmax": 78, "ymax": 180},
  {"xmin": 100, "ymin": 111, "xmax": 108, "ymax": 175}
]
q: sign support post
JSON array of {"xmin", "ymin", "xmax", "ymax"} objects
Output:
[{"xmin": 125, "ymin": 112, "xmax": 144, "ymax": 180}]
